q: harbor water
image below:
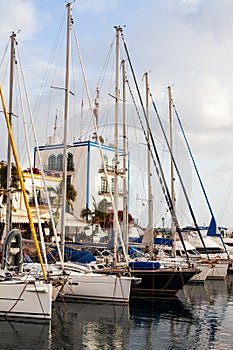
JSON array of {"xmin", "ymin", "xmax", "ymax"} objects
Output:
[{"xmin": 1, "ymin": 275, "xmax": 233, "ymax": 350}]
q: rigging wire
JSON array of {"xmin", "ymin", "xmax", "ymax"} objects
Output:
[
  {"xmin": 149, "ymin": 92, "xmax": 211, "ymax": 258},
  {"xmin": 126, "ymin": 79, "xmax": 147, "ymax": 209},
  {"xmin": 16, "ymin": 42, "xmax": 64, "ymax": 266},
  {"xmin": 121, "ymin": 31, "xmax": 203, "ymax": 261},
  {"xmin": 72, "ymin": 22, "xmax": 116, "ymax": 140},
  {"xmin": 95, "ymin": 44, "xmax": 116, "ymax": 136},
  {"xmin": 0, "ymin": 39, "xmax": 10, "ymax": 86},
  {"xmin": 96, "ymin": 35, "xmax": 115, "ymax": 92},
  {"xmin": 218, "ymin": 174, "xmax": 233, "ymax": 225},
  {"xmin": 15, "ymin": 62, "xmax": 48, "ymax": 267},
  {"xmin": 72, "ymin": 26, "xmax": 129, "ymax": 264},
  {"xmin": 32, "ymin": 11, "xmax": 66, "ymax": 137},
  {"xmin": 172, "ymin": 101, "xmax": 230, "ymax": 257}
]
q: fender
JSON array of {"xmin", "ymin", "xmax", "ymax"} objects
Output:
[{"xmin": 1, "ymin": 229, "xmax": 23, "ymax": 273}]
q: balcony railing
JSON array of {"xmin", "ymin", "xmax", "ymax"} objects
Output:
[
  {"xmin": 98, "ymin": 187, "xmax": 124, "ymax": 196},
  {"xmin": 99, "ymin": 165, "xmax": 125, "ymax": 175}
]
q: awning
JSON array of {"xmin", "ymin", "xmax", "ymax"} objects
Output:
[
  {"xmin": 1, "ymin": 209, "xmax": 46, "ymax": 224},
  {"xmin": 1, "ymin": 209, "xmax": 45, "ymax": 224},
  {"xmin": 1, "ymin": 208, "xmax": 88, "ymax": 227},
  {"xmin": 64, "ymin": 213, "xmax": 88, "ymax": 228}
]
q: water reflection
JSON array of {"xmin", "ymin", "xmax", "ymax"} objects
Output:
[
  {"xmin": 52, "ymin": 301, "xmax": 130, "ymax": 350},
  {"xmin": 129, "ymin": 296, "xmax": 193, "ymax": 322},
  {"xmin": 0, "ymin": 319, "xmax": 51, "ymax": 350},
  {"xmin": 1, "ymin": 277, "xmax": 233, "ymax": 349},
  {"xmin": 177, "ymin": 276, "xmax": 233, "ymax": 350}
]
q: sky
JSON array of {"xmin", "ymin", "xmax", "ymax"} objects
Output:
[{"xmin": 0, "ymin": 0, "xmax": 233, "ymax": 229}]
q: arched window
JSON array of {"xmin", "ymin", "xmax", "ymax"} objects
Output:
[
  {"xmin": 67, "ymin": 152, "xmax": 74, "ymax": 171},
  {"xmin": 57, "ymin": 154, "xmax": 63, "ymax": 171},
  {"xmin": 48, "ymin": 155, "xmax": 56, "ymax": 170}
]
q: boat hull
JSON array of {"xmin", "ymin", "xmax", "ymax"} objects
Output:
[
  {"xmin": 189, "ymin": 263, "xmax": 211, "ymax": 282},
  {"xmin": 0, "ymin": 280, "xmax": 52, "ymax": 320},
  {"xmin": 206, "ymin": 262, "xmax": 229, "ymax": 280},
  {"xmin": 129, "ymin": 268, "xmax": 199, "ymax": 298},
  {"xmin": 62, "ymin": 273, "xmax": 132, "ymax": 303}
]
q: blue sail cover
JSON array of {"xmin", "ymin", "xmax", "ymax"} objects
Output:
[
  {"xmin": 206, "ymin": 216, "xmax": 230, "ymax": 258},
  {"xmin": 48, "ymin": 246, "xmax": 96, "ymax": 263},
  {"xmin": 154, "ymin": 238, "xmax": 173, "ymax": 246},
  {"xmin": 129, "ymin": 261, "xmax": 161, "ymax": 270},
  {"xmin": 207, "ymin": 217, "xmax": 217, "ymax": 236}
]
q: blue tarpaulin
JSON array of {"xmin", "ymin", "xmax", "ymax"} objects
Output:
[
  {"xmin": 154, "ymin": 238, "xmax": 173, "ymax": 246},
  {"xmin": 48, "ymin": 246, "xmax": 96, "ymax": 263},
  {"xmin": 129, "ymin": 261, "xmax": 161, "ymax": 270}
]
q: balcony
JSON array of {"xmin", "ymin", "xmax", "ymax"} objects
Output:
[
  {"xmin": 99, "ymin": 165, "xmax": 114, "ymax": 174},
  {"xmin": 98, "ymin": 164, "xmax": 125, "ymax": 175},
  {"xmin": 98, "ymin": 187, "xmax": 123, "ymax": 196}
]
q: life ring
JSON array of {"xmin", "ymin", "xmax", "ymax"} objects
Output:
[{"xmin": 1, "ymin": 229, "xmax": 23, "ymax": 273}]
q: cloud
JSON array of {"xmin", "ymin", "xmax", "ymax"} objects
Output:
[
  {"xmin": 77, "ymin": 0, "xmax": 118, "ymax": 14},
  {"xmin": 0, "ymin": 0, "xmax": 40, "ymax": 42}
]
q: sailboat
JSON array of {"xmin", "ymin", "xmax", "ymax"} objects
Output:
[
  {"xmin": 26, "ymin": 3, "xmax": 137, "ymax": 303},
  {"xmin": 144, "ymin": 86, "xmax": 211, "ymax": 283},
  {"xmin": 67, "ymin": 27, "xmax": 199, "ymax": 298},
  {"xmin": 0, "ymin": 86, "xmax": 53, "ymax": 320},
  {"xmin": 170, "ymin": 93, "xmax": 230, "ymax": 279},
  {"xmin": 124, "ymin": 71, "xmax": 199, "ymax": 297}
]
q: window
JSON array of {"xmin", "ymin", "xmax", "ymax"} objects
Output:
[
  {"xmin": 57, "ymin": 154, "xmax": 63, "ymax": 171},
  {"xmin": 48, "ymin": 155, "xmax": 56, "ymax": 170},
  {"xmin": 66, "ymin": 175, "xmax": 72, "ymax": 213},
  {"xmin": 67, "ymin": 175, "xmax": 71, "ymax": 186},
  {"xmin": 101, "ymin": 177, "xmax": 108, "ymax": 193},
  {"xmin": 67, "ymin": 152, "xmax": 74, "ymax": 171}
]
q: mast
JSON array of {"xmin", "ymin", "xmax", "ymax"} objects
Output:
[
  {"xmin": 168, "ymin": 86, "xmax": 176, "ymax": 257},
  {"xmin": 60, "ymin": 2, "xmax": 72, "ymax": 260},
  {"xmin": 0, "ymin": 86, "xmax": 47, "ymax": 281},
  {"xmin": 92, "ymin": 87, "xmax": 99, "ymax": 142},
  {"xmin": 145, "ymin": 72, "xmax": 153, "ymax": 253},
  {"xmin": 122, "ymin": 59, "xmax": 128, "ymax": 253},
  {"xmin": 5, "ymin": 32, "xmax": 16, "ymax": 235},
  {"xmin": 113, "ymin": 26, "xmax": 122, "ymax": 263}
]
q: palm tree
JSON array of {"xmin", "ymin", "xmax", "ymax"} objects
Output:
[
  {"xmin": 66, "ymin": 183, "xmax": 77, "ymax": 210},
  {"xmin": 48, "ymin": 181, "xmax": 77, "ymax": 227},
  {"xmin": 0, "ymin": 162, "xmax": 20, "ymax": 203},
  {"xmin": 80, "ymin": 196, "xmax": 112, "ymax": 228}
]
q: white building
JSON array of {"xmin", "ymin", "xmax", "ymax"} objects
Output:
[{"xmin": 34, "ymin": 140, "xmax": 129, "ymax": 221}]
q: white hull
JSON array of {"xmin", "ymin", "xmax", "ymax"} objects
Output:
[
  {"xmin": 23, "ymin": 263, "xmax": 68, "ymax": 301},
  {"xmin": 24, "ymin": 262, "xmax": 133, "ymax": 303},
  {"xmin": 190, "ymin": 263, "xmax": 210, "ymax": 282},
  {"xmin": 156, "ymin": 256, "xmax": 211, "ymax": 283},
  {"xmin": 0, "ymin": 279, "xmax": 52, "ymax": 320},
  {"xmin": 63, "ymin": 272, "xmax": 132, "ymax": 302},
  {"xmin": 206, "ymin": 262, "xmax": 229, "ymax": 280}
]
